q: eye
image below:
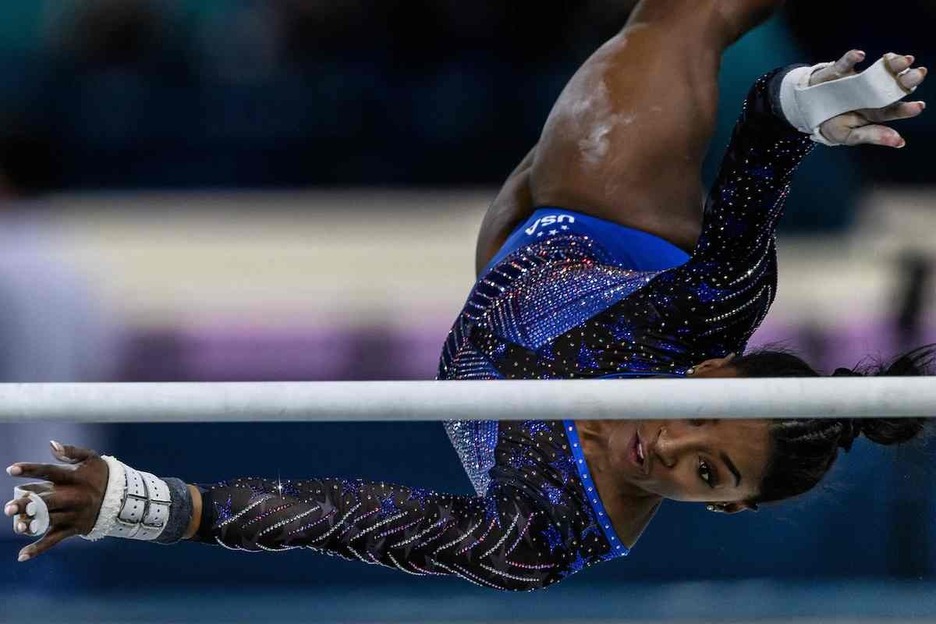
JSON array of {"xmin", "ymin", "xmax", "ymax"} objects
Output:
[
  {"xmin": 698, "ymin": 458, "xmax": 716, "ymax": 488},
  {"xmin": 689, "ymin": 419, "xmax": 706, "ymax": 427}
]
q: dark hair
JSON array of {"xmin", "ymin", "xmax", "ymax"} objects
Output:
[{"xmin": 731, "ymin": 345, "xmax": 934, "ymax": 505}]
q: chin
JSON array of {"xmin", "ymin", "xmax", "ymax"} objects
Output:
[{"xmin": 640, "ymin": 485, "xmax": 695, "ymax": 502}]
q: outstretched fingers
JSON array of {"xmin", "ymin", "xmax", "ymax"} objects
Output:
[
  {"xmin": 5, "ymin": 488, "xmax": 77, "ymax": 518},
  {"xmin": 864, "ymin": 100, "xmax": 926, "ymax": 123},
  {"xmin": 6, "ymin": 462, "xmax": 77, "ymax": 483},
  {"xmin": 4, "ymin": 496, "xmax": 29, "ymax": 518},
  {"xmin": 50, "ymin": 441, "xmax": 96, "ymax": 465},
  {"xmin": 816, "ymin": 51, "xmax": 928, "ymax": 148},
  {"xmin": 860, "ymin": 54, "xmax": 928, "ymax": 146},
  {"xmin": 885, "ymin": 52, "xmax": 915, "ymax": 77},
  {"xmin": 5, "ymin": 442, "xmax": 105, "ymax": 561},
  {"xmin": 811, "ymin": 51, "xmax": 927, "ymax": 91},
  {"xmin": 810, "ymin": 50, "xmax": 865, "ymax": 86},
  {"xmin": 842, "ymin": 118, "xmax": 905, "ymax": 148},
  {"xmin": 882, "ymin": 52, "xmax": 927, "ymax": 91},
  {"xmin": 17, "ymin": 527, "xmax": 79, "ymax": 562},
  {"xmin": 6, "ymin": 441, "xmax": 97, "ymax": 481}
]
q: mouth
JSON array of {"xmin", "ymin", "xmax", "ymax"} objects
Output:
[{"xmin": 629, "ymin": 429, "xmax": 647, "ymax": 474}]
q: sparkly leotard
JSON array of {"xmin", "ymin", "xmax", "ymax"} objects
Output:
[{"xmin": 193, "ymin": 68, "xmax": 815, "ymax": 590}]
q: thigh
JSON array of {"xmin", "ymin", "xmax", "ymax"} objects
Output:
[
  {"xmin": 474, "ymin": 148, "xmax": 535, "ymax": 276},
  {"xmin": 530, "ymin": 1, "xmax": 732, "ymax": 252}
]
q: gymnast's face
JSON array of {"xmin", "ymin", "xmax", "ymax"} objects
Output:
[
  {"xmin": 608, "ymin": 417, "xmax": 771, "ymax": 509},
  {"xmin": 597, "ymin": 356, "xmax": 772, "ymax": 513},
  {"xmin": 601, "ymin": 355, "xmax": 771, "ymax": 509}
]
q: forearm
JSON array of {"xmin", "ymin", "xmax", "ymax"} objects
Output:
[
  {"xmin": 692, "ymin": 67, "xmax": 814, "ymax": 266},
  {"xmin": 188, "ymin": 475, "xmax": 572, "ymax": 590},
  {"xmin": 8, "ymin": 446, "xmax": 603, "ymax": 590},
  {"xmin": 183, "ymin": 484, "xmax": 202, "ymax": 539},
  {"xmin": 643, "ymin": 67, "xmax": 815, "ymax": 351}
]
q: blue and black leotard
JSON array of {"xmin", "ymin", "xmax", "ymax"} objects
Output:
[{"xmin": 193, "ymin": 68, "xmax": 815, "ymax": 590}]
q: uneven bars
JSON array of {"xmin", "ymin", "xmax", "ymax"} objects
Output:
[{"xmin": 0, "ymin": 379, "xmax": 931, "ymax": 423}]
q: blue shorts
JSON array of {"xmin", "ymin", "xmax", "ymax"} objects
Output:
[{"xmin": 481, "ymin": 207, "xmax": 691, "ymax": 275}]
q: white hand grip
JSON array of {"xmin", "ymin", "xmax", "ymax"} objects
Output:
[
  {"xmin": 781, "ymin": 57, "xmax": 915, "ymax": 145},
  {"xmin": 13, "ymin": 485, "xmax": 51, "ymax": 537}
]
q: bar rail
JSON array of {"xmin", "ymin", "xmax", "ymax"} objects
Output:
[{"xmin": 0, "ymin": 379, "xmax": 931, "ymax": 423}]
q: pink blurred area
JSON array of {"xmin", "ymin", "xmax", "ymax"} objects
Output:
[
  {"xmin": 114, "ymin": 318, "xmax": 936, "ymax": 383},
  {"xmin": 120, "ymin": 322, "xmax": 453, "ymax": 382}
]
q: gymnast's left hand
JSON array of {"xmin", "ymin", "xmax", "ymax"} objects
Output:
[
  {"xmin": 4, "ymin": 442, "xmax": 108, "ymax": 562},
  {"xmin": 810, "ymin": 50, "xmax": 927, "ymax": 148}
]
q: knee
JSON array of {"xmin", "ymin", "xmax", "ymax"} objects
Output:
[
  {"xmin": 629, "ymin": 0, "xmax": 783, "ymax": 47},
  {"xmin": 717, "ymin": 0, "xmax": 785, "ymax": 43}
]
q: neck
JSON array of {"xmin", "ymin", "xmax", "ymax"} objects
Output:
[
  {"xmin": 577, "ymin": 420, "xmax": 658, "ymax": 500},
  {"xmin": 575, "ymin": 420, "xmax": 662, "ymax": 548}
]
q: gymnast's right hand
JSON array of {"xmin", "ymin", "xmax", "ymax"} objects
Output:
[
  {"xmin": 808, "ymin": 50, "xmax": 927, "ymax": 147},
  {"xmin": 4, "ymin": 441, "xmax": 108, "ymax": 562}
]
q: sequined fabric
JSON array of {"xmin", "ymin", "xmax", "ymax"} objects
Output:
[
  {"xmin": 196, "ymin": 420, "xmax": 610, "ymax": 590},
  {"xmin": 195, "ymin": 69, "xmax": 815, "ymax": 590},
  {"xmin": 439, "ymin": 68, "xmax": 814, "ymax": 384},
  {"xmin": 440, "ymin": 68, "xmax": 813, "ymax": 503}
]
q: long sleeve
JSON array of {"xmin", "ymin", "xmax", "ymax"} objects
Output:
[
  {"xmin": 192, "ymin": 421, "xmax": 615, "ymax": 591},
  {"xmin": 437, "ymin": 68, "xmax": 817, "ymax": 382},
  {"xmin": 689, "ymin": 66, "xmax": 815, "ymax": 271},
  {"xmin": 632, "ymin": 66, "xmax": 817, "ymax": 357},
  {"xmin": 465, "ymin": 68, "xmax": 815, "ymax": 377}
]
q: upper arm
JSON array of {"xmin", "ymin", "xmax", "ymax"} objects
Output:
[{"xmin": 474, "ymin": 147, "xmax": 537, "ymax": 276}]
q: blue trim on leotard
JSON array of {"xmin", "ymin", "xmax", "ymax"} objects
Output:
[
  {"xmin": 563, "ymin": 420, "xmax": 630, "ymax": 559},
  {"xmin": 481, "ymin": 207, "xmax": 691, "ymax": 277},
  {"xmin": 481, "ymin": 209, "xmax": 688, "ymax": 557},
  {"xmin": 485, "ymin": 209, "xmax": 687, "ymax": 557}
]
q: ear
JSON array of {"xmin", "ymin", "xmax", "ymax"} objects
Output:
[{"xmin": 688, "ymin": 354, "xmax": 737, "ymax": 377}]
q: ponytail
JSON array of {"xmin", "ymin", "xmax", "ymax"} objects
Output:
[
  {"xmin": 828, "ymin": 346, "xmax": 933, "ymax": 449},
  {"xmin": 732, "ymin": 345, "xmax": 934, "ymax": 504}
]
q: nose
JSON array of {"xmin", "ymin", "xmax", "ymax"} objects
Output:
[{"xmin": 653, "ymin": 425, "xmax": 700, "ymax": 470}]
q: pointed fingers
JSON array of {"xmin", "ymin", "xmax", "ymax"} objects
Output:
[
  {"xmin": 885, "ymin": 52, "xmax": 915, "ymax": 76},
  {"xmin": 898, "ymin": 66, "xmax": 927, "ymax": 92},
  {"xmin": 6, "ymin": 490, "xmax": 71, "ymax": 517},
  {"xmin": 4, "ymin": 496, "xmax": 31, "ymax": 518},
  {"xmin": 50, "ymin": 442, "xmax": 96, "ymax": 465},
  {"xmin": 6, "ymin": 463, "xmax": 76, "ymax": 483},
  {"xmin": 864, "ymin": 101, "xmax": 926, "ymax": 123},
  {"xmin": 810, "ymin": 50, "xmax": 865, "ymax": 86},
  {"xmin": 833, "ymin": 49, "xmax": 866, "ymax": 76},
  {"xmin": 845, "ymin": 123, "xmax": 905, "ymax": 148},
  {"xmin": 17, "ymin": 527, "xmax": 78, "ymax": 562}
]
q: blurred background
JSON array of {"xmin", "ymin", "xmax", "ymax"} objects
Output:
[{"xmin": 1, "ymin": 1, "xmax": 935, "ymax": 622}]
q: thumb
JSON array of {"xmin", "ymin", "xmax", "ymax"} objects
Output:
[{"xmin": 50, "ymin": 441, "xmax": 96, "ymax": 464}]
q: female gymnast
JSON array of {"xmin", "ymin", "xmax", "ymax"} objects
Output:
[{"xmin": 5, "ymin": 0, "xmax": 934, "ymax": 591}]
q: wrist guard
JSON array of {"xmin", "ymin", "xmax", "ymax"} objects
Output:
[{"xmin": 82, "ymin": 456, "xmax": 171, "ymax": 542}]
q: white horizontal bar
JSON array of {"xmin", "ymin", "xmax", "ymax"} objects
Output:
[{"xmin": 0, "ymin": 379, "xmax": 931, "ymax": 423}]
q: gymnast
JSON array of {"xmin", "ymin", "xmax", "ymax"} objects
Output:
[{"xmin": 5, "ymin": 0, "xmax": 934, "ymax": 591}]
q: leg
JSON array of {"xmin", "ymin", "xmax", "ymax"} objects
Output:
[
  {"xmin": 529, "ymin": 0, "xmax": 784, "ymax": 252},
  {"xmin": 474, "ymin": 147, "xmax": 535, "ymax": 275}
]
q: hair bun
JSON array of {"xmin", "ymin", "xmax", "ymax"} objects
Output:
[
  {"xmin": 859, "ymin": 418, "xmax": 926, "ymax": 446},
  {"xmin": 836, "ymin": 417, "xmax": 926, "ymax": 451},
  {"xmin": 836, "ymin": 419, "xmax": 861, "ymax": 451}
]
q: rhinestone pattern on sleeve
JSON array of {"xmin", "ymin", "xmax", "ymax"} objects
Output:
[{"xmin": 193, "ymin": 69, "xmax": 815, "ymax": 591}]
